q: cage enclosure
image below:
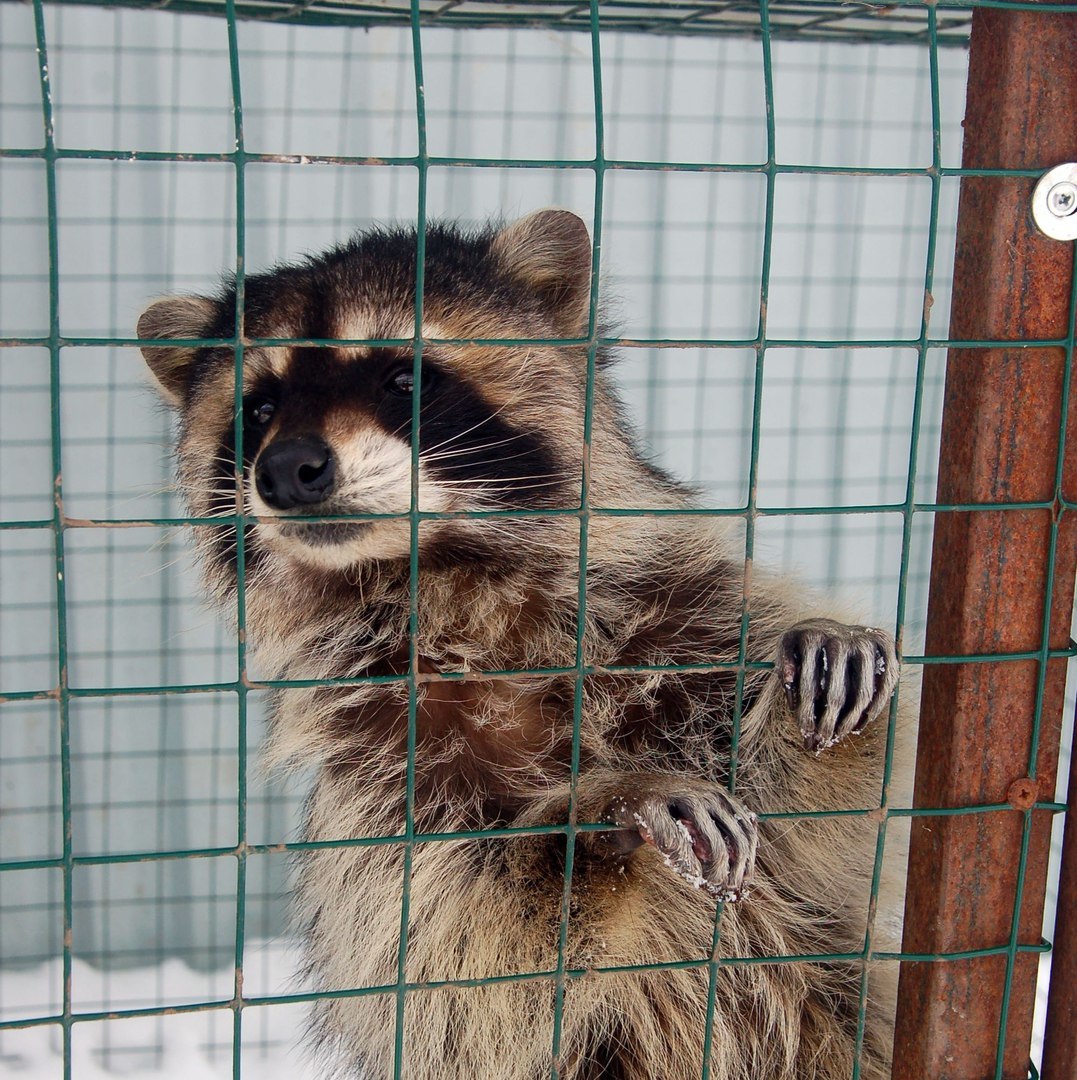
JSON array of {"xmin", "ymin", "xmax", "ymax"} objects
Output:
[{"xmin": 0, "ymin": 1, "xmax": 1074, "ymax": 1078}]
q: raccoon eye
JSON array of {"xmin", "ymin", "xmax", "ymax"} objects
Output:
[
  {"xmin": 385, "ymin": 364, "xmax": 438, "ymax": 399},
  {"xmin": 385, "ymin": 368, "xmax": 416, "ymax": 397},
  {"xmin": 244, "ymin": 396, "xmax": 276, "ymax": 427}
]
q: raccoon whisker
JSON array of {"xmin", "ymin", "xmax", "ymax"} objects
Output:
[
  {"xmin": 138, "ymin": 550, "xmax": 193, "ymax": 578},
  {"xmin": 420, "ymin": 432, "xmax": 536, "ymax": 462},
  {"xmin": 432, "ymin": 462, "xmax": 572, "ymax": 480},
  {"xmin": 434, "ymin": 491, "xmax": 568, "ymax": 506},
  {"xmin": 423, "ymin": 432, "xmax": 531, "ymax": 455},
  {"xmin": 200, "ymin": 505, "xmax": 246, "ymax": 519},
  {"xmin": 431, "ymin": 473, "xmax": 570, "ymax": 488},
  {"xmin": 447, "ymin": 470, "xmax": 571, "ymax": 484},
  {"xmin": 199, "ymin": 501, "xmax": 243, "ymax": 515},
  {"xmin": 436, "ymin": 495, "xmax": 567, "ymax": 512},
  {"xmin": 383, "ymin": 391, "xmax": 500, "ymax": 442},
  {"xmin": 145, "ymin": 528, "xmax": 184, "ymax": 554},
  {"xmin": 380, "ymin": 397, "xmax": 487, "ymax": 446},
  {"xmin": 433, "ymin": 486, "xmax": 571, "ymax": 504},
  {"xmin": 108, "ymin": 481, "xmax": 182, "ymax": 509},
  {"xmin": 417, "ymin": 391, "xmax": 528, "ymax": 457},
  {"xmin": 424, "ymin": 450, "xmax": 562, "ymax": 477},
  {"xmin": 423, "ymin": 445, "xmax": 562, "ymax": 471},
  {"xmin": 202, "ymin": 496, "xmax": 246, "ymax": 511},
  {"xmin": 196, "ymin": 498, "xmax": 241, "ymax": 513}
]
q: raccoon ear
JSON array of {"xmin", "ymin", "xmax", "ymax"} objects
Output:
[
  {"xmin": 137, "ymin": 295, "xmax": 218, "ymax": 407},
  {"xmin": 490, "ymin": 209, "xmax": 593, "ymax": 335}
]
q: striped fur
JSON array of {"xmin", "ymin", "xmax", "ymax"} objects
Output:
[{"xmin": 139, "ymin": 210, "xmax": 910, "ymax": 1079}]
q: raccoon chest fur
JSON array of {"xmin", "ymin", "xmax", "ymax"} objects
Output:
[{"xmin": 140, "ymin": 209, "xmax": 906, "ymax": 1080}]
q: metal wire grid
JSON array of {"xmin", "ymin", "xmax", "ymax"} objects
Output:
[
  {"xmin": 0, "ymin": 0, "xmax": 1074, "ymax": 1077},
  {"xmin": 0, "ymin": 22, "xmax": 965, "ymax": 1059},
  {"xmin": 2, "ymin": 0, "xmax": 984, "ymax": 45}
]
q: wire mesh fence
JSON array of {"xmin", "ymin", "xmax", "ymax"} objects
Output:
[{"xmin": 0, "ymin": 0, "xmax": 1073, "ymax": 1077}]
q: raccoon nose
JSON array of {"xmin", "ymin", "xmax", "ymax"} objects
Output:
[{"xmin": 255, "ymin": 437, "xmax": 336, "ymax": 510}]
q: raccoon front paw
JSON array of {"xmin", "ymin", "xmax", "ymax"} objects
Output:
[
  {"xmin": 777, "ymin": 618, "xmax": 899, "ymax": 753},
  {"xmin": 599, "ymin": 783, "xmax": 758, "ymax": 900}
]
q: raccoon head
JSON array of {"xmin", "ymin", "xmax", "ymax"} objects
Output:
[{"xmin": 138, "ymin": 209, "xmax": 596, "ymax": 577}]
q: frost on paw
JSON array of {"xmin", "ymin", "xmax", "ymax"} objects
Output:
[
  {"xmin": 777, "ymin": 618, "xmax": 899, "ymax": 753},
  {"xmin": 601, "ymin": 783, "xmax": 758, "ymax": 901}
]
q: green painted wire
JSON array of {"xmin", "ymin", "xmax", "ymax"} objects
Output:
[
  {"xmin": 16, "ymin": 0, "xmax": 1077, "ymax": 44},
  {"xmin": 3, "ymin": 328, "xmax": 1074, "ymax": 351},
  {"xmin": 850, "ymin": 7, "xmax": 945, "ymax": 1071},
  {"xmin": 390, "ymin": 2, "xmax": 429, "ymax": 1074},
  {"xmin": 3, "ymin": 643, "xmax": 1077, "ymax": 710},
  {"xmin": 29, "ymin": 2, "xmax": 74, "ymax": 1077},
  {"xmin": 222, "ymin": 0, "xmax": 250, "ymax": 1072},
  {"xmin": 0, "ymin": 797, "xmax": 1068, "ymax": 878},
  {"xmin": 701, "ymin": 0, "xmax": 778, "ymax": 1072},
  {"xmin": 548, "ymin": 3, "xmax": 608, "ymax": 1072},
  {"xmin": 3, "ymin": 497, "xmax": 1076, "ymax": 536},
  {"xmin": 0, "ymin": 939, "xmax": 1054, "ymax": 1034}
]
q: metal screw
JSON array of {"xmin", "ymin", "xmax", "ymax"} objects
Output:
[{"xmin": 1047, "ymin": 180, "xmax": 1077, "ymax": 218}]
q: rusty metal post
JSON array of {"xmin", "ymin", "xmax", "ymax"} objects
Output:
[
  {"xmin": 1042, "ymin": 700, "xmax": 1077, "ymax": 1078},
  {"xmin": 892, "ymin": 7, "xmax": 1077, "ymax": 1080}
]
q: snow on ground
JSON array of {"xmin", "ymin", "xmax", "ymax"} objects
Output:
[
  {"xmin": 0, "ymin": 941, "xmax": 318, "ymax": 1079},
  {"xmin": 0, "ymin": 942, "xmax": 1054, "ymax": 1077}
]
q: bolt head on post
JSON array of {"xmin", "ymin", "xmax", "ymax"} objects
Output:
[
  {"xmin": 1047, "ymin": 182, "xmax": 1077, "ymax": 217},
  {"xmin": 1032, "ymin": 163, "xmax": 1077, "ymax": 240}
]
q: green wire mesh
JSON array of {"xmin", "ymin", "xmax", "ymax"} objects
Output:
[
  {"xmin": 3, "ymin": 0, "xmax": 986, "ymax": 45},
  {"xmin": 0, "ymin": 0, "xmax": 1074, "ymax": 1078}
]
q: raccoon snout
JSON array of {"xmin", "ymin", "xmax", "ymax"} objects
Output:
[{"xmin": 255, "ymin": 436, "xmax": 336, "ymax": 510}]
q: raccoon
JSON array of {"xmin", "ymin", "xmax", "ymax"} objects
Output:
[{"xmin": 138, "ymin": 209, "xmax": 906, "ymax": 1080}]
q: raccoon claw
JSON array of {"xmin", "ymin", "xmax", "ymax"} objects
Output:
[
  {"xmin": 778, "ymin": 619, "xmax": 899, "ymax": 753},
  {"xmin": 600, "ymin": 784, "xmax": 758, "ymax": 900}
]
